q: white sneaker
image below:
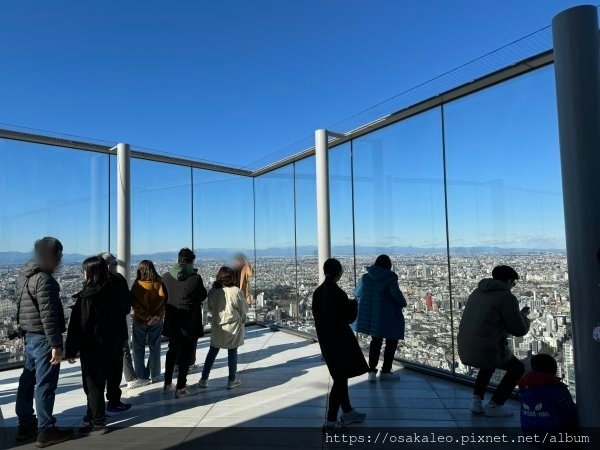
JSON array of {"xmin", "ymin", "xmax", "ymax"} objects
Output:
[
  {"xmin": 368, "ymin": 372, "xmax": 377, "ymax": 383},
  {"xmin": 198, "ymin": 378, "xmax": 208, "ymax": 388},
  {"xmin": 322, "ymin": 420, "xmax": 344, "ymax": 430},
  {"xmin": 470, "ymin": 395, "xmax": 484, "ymax": 414},
  {"xmin": 484, "ymin": 401, "xmax": 514, "ymax": 417},
  {"xmin": 151, "ymin": 374, "xmax": 164, "ymax": 384},
  {"xmin": 175, "ymin": 385, "xmax": 201, "ymax": 398},
  {"xmin": 162, "ymin": 383, "xmax": 175, "ymax": 395},
  {"xmin": 127, "ymin": 379, "xmax": 149, "ymax": 389},
  {"xmin": 226, "ymin": 379, "xmax": 242, "ymax": 390},
  {"xmin": 340, "ymin": 408, "xmax": 367, "ymax": 425},
  {"xmin": 379, "ymin": 371, "xmax": 400, "ymax": 381},
  {"xmin": 188, "ymin": 364, "xmax": 202, "ymax": 374}
]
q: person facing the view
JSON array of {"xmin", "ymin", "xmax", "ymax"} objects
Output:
[
  {"xmin": 313, "ymin": 258, "xmax": 368, "ymax": 430},
  {"xmin": 518, "ymin": 353, "xmax": 577, "ymax": 435},
  {"xmin": 131, "ymin": 260, "xmax": 167, "ymax": 384},
  {"xmin": 457, "ymin": 265, "xmax": 530, "ymax": 417},
  {"xmin": 14, "ymin": 237, "xmax": 74, "ymax": 447},
  {"xmin": 65, "ymin": 256, "xmax": 126, "ymax": 437},
  {"xmin": 161, "ymin": 248, "xmax": 207, "ymax": 398},
  {"xmin": 199, "ymin": 266, "xmax": 248, "ymax": 390},
  {"xmin": 233, "ymin": 253, "xmax": 253, "ymax": 305},
  {"xmin": 98, "ymin": 253, "xmax": 134, "ymax": 413},
  {"xmin": 354, "ymin": 254, "xmax": 407, "ymax": 382}
]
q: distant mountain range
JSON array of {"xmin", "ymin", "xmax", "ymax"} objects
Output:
[{"xmin": 0, "ymin": 246, "xmax": 566, "ymax": 264}]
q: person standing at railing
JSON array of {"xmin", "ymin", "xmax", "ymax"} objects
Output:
[
  {"xmin": 65, "ymin": 256, "xmax": 127, "ymax": 436},
  {"xmin": 131, "ymin": 260, "xmax": 166, "ymax": 384},
  {"xmin": 354, "ymin": 254, "xmax": 406, "ymax": 382},
  {"xmin": 233, "ymin": 253, "xmax": 253, "ymax": 306},
  {"xmin": 457, "ymin": 265, "xmax": 530, "ymax": 417},
  {"xmin": 313, "ymin": 258, "xmax": 368, "ymax": 430},
  {"xmin": 14, "ymin": 237, "xmax": 74, "ymax": 447},
  {"xmin": 198, "ymin": 266, "xmax": 247, "ymax": 389},
  {"xmin": 161, "ymin": 248, "xmax": 207, "ymax": 398},
  {"xmin": 99, "ymin": 253, "xmax": 135, "ymax": 413}
]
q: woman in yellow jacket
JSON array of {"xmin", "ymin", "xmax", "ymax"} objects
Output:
[{"xmin": 131, "ymin": 260, "xmax": 166, "ymax": 384}]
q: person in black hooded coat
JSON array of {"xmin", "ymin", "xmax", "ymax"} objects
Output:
[
  {"xmin": 312, "ymin": 258, "xmax": 368, "ymax": 429},
  {"xmin": 65, "ymin": 256, "xmax": 124, "ymax": 435}
]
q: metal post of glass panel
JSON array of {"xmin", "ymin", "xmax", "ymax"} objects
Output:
[
  {"xmin": 315, "ymin": 129, "xmax": 331, "ymax": 284},
  {"xmin": 117, "ymin": 143, "xmax": 131, "ymax": 286}
]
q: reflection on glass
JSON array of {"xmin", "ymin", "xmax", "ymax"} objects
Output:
[
  {"xmin": 294, "ymin": 156, "xmax": 317, "ymax": 333},
  {"xmin": 254, "ymin": 166, "xmax": 297, "ymax": 329},
  {"xmin": 193, "ymin": 169, "xmax": 254, "ymax": 325},
  {"xmin": 444, "ymin": 66, "xmax": 572, "ymax": 392},
  {"xmin": 329, "ymin": 143, "xmax": 355, "ymax": 296},
  {"xmin": 131, "ymin": 159, "xmax": 192, "ymax": 286},
  {"xmin": 0, "ymin": 139, "xmax": 110, "ymax": 367},
  {"xmin": 352, "ymin": 108, "xmax": 451, "ymax": 372}
]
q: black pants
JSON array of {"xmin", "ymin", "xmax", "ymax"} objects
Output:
[
  {"xmin": 81, "ymin": 350, "xmax": 112, "ymax": 425},
  {"xmin": 122, "ymin": 338, "xmax": 136, "ymax": 382},
  {"xmin": 369, "ymin": 337, "xmax": 398, "ymax": 373},
  {"xmin": 165, "ymin": 335, "xmax": 196, "ymax": 389},
  {"xmin": 474, "ymin": 356, "xmax": 525, "ymax": 405},
  {"xmin": 188, "ymin": 338, "xmax": 199, "ymax": 366},
  {"xmin": 327, "ymin": 378, "xmax": 352, "ymax": 422}
]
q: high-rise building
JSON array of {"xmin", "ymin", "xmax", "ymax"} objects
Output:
[{"xmin": 425, "ymin": 293, "xmax": 433, "ymax": 311}]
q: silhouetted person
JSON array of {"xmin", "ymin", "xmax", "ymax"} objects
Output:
[
  {"xmin": 199, "ymin": 266, "xmax": 248, "ymax": 389},
  {"xmin": 355, "ymin": 254, "xmax": 406, "ymax": 382},
  {"xmin": 162, "ymin": 248, "xmax": 207, "ymax": 398},
  {"xmin": 519, "ymin": 354, "xmax": 577, "ymax": 436},
  {"xmin": 313, "ymin": 258, "xmax": 368, "ymax": 430},
  {"xmin": 65, "ymin": 256, "xmax": 126, "ymax": 436},
  {"xmin": 131, "ymin": 260, "xmax": 166, "ymax": 383},
  {"xmin": 14, "ymin": 237, "xmax": 73, "ymax": 447},
  {"xmin": 99, "ymin": 253, "xmax": 134, "ymax": 412},
  {"xmin": 458, "ymin": 265, "xmax": 530, "ymax": 417}
]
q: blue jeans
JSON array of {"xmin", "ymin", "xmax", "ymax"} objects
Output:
[
  {"xmin": 15, "ymin": 333, "xmax": 60, "ymax": 428},
  {"xmin": 132, "ymin": 319, "xmax": 163, "ymax": 379},
  {"xmin": 201, "ymin": 346, "xmax": 238, "ymax": 382}
]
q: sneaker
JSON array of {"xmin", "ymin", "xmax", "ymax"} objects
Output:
[
  {"xmin": 226, "ymin": 379, "xmax": 242, "ymax": 390},
  {"xmin": 470, "ymin": 395, "xmax": 484, "ymax": 414},
  {"xmin": 163, "ymin": 383, "xmax": 175, "ymax": 395},
  {"xmin": 188, "ymin": 364, "xmax": 202, "ymax": 374},
  {"xmin": 35, "ymin": 427, "xmax": 74, "ymax": 448},
  {"xmin": 15, "ymin": 420, "xmax": 38, "ymax": 441},
  {"xmin": 340, "ymin": 408, "xmax": 367, "ymax": 425},
  {"xmin": 175, "ymin": 385, "xmax": 201, "ymax": 398},
  {"xmin": 198, "ymin": 378, "xmax": 208, "ymax": 388},
  {"xmin": 484, "ymin": 401, "xmax": 514, "ymax": 417},
  {"xmin": 78, "ymin": 424, "xmax": 109, "ymax": 436},
  {"xmin": 367, "ymin": 372, "xmax": 377, "ymax": 383},
  {"xmin": 106, "ymin": 402, "xmax": 132, "ymax": 413},
  {"xmin": 127, "ymin": 379, "xmax": 150, "ymax": 389},
  {"xmin": 379, "ymin": 371, "xmax": 400, "ymax": 381},
  {"xmin": 151, "ymin": 374, "xmax": 164, "ymax": 384},
  {"xmin": 322, "ymin": 420, "xmax": 344, "ymax": 431}
]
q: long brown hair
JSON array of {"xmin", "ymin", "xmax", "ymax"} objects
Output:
[
  {"xmin": 213, "ymin": 266, "xmax": 235, "ymax": 289},
  {"xmin": 136, "ymin": 260, "xmax": 160, "ymax": 282}
]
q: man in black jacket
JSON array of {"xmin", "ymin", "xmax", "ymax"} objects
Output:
[
  {"xmin": 162, "ymin": 248, "xmax": 207, "ymax": 398},
  {"xmin": 14, "ymin": 237, "xmax": 73, "ymax": 447}
]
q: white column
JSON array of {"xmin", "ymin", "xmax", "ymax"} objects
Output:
[
  {"xmin": 315, "ymin": 129, "xmax": 331, "ymax": 284},
  {"xmin": 552, "ymin": 5, "xmax": 600, "ymax": 426},
  {"xmin": 117, "ymin": 143, "xmax": 131, "ymax": 286}
]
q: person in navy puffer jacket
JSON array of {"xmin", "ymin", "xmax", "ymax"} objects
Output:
[
  {"xmin": 354, "ymin": 255, "xmax": 407, "ymax": 382},
  {"xmin": 519, "ymin": 353, "xmax": 577, "ymax": 436}
]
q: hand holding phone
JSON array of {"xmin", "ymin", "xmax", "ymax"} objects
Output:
[{"xmin": 521, "ymin": 306, "xmax": 531, "ymax": 316}]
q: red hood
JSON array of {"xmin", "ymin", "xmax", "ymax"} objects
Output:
[{"xmin": 518, "ymin": 371, "xmax": 563, "ymax": 389}]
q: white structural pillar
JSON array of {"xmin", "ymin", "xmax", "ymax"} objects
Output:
[
  {"xmin": 552, "ymin": 5, "xmax": 600, "ymax": 427},
  {"xmin": 117, "ymin": 143, "xmax": 131, "ymax": 286},
  {"xmin": 315, "ymin": 129, "xmax": 331, "ymax": 284}
]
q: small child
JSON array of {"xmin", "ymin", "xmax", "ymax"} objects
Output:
[{"xmin": 518, "ymin": 353, "xmax": 577, "ymax": 435}]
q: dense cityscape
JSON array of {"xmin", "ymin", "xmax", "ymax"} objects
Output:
[{"xmin": 0, "ymin": 251, "xmax": 573, "ymax": 394}]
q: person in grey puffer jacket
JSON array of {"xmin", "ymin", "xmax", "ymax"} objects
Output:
[
  {"xmin": 14, "ymin": 237, "xmax": 73, "ymax": 447},
  {"xmin": 457, "ymin": 265, "xmax": 531, "ymax": 418}
]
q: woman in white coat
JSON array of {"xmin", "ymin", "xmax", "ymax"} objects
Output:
[{"xmin": 199, "ymin": 266, "xmax": 248, "ymax": 389}]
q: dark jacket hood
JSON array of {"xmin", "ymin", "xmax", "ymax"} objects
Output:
[
  {"xmin": 169, "ymin": 263, "xmax": 196, "ymax": 281},
  {"xmin": 74, "ymin": 280, "xmax": 108, "ymax": 299},
  {"xmin": 478, "ymin": 278, "xmax": 510, "ymax": 292},
  {"xmin": 20, "ymin": 260, "xmax": 43, "ymax": 278},
  {"xmin": 518, "ymin": 371, "xmax": 563, "ymax": 389},
  {"xmin": 366, "ymin": 265, "xmax": 396, "ymax": 280}
]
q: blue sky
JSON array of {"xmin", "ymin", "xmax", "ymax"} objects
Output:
[{"xmin": 0, "ymin": 0, "xmax": 582, "ymax": 255}]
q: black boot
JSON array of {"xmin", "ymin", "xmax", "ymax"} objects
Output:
[{"xmin": 35, "ymin": 427, "xmax": 74, "ymax": 448}]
